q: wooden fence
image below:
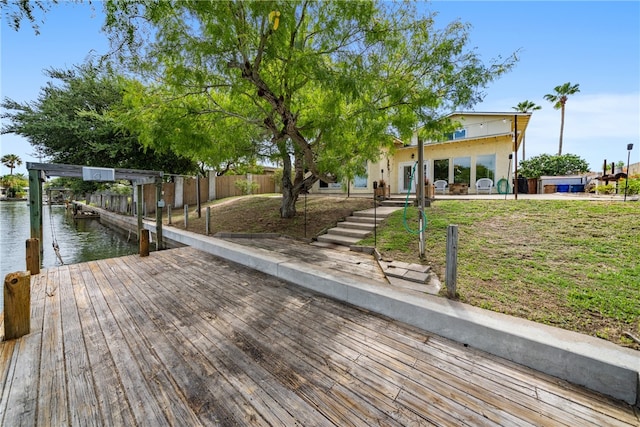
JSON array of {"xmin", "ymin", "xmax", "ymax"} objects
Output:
[{"xmin": 87, "ymin": 173, "xmax": 276, "ymax": 216}]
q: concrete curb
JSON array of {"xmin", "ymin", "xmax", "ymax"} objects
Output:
[{"xmin": 156, "ymin": 225, "xmax": 639, "ymax": 406}]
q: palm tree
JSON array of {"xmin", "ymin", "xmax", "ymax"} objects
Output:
[
  {"xmin": 1, "ymin": 154, "xmax": 22, "ymax": 175},
  {"xmin": 512, "ymin": 100, "xmax": 541, "ymax": 160},
  {"xmin": 543, "ymin": 82, "xmax": 580, "ymax": 155}
]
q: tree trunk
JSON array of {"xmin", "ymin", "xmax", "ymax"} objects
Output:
[
  {"xmin": 558, "ymin": 104, "xmax": 565, "ymax": 155},
  {"xmin": 279, "ymin": 149, "xmax": 298, "ymax": 218}
]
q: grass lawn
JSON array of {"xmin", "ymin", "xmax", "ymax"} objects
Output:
[{"xmin": 360, "ymin": 199, "xmax": 640, "ymax": 350}]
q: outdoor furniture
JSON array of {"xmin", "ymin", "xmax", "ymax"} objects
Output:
[
  {"xmin": 476, "ymin": 178, "xmax": 493, "ymax": 194},
  {"xmin": 434, "ymin": 180, "xmax": 448, "ymax": 194}
]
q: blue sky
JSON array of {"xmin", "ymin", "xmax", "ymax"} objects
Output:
[{"xmin": 1, "ymin": 1, "xmax": 639, "ymax": 176}]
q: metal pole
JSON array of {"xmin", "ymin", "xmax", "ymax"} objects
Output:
[
  {"xmin": 373, "ymin": 181, "xmax": 377, "ymax": 247},
  {"xmin": 514, "ymin": 115, "xmax": 519, "ymax": 200},
  {"xmin": 625, "ymin": 143, "xmax": 634, "ymax": 202},
  {"xmin": 418, "ymin": 136, "xmax": 425, "ymax": 257}
]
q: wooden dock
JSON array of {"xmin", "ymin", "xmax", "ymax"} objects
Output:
[{"xmin": 1, "ymin": 247, "xmax": 638, "ymax": 426}]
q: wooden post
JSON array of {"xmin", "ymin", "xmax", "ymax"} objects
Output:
[
  {"xmin": 167, "ymin": 204, "xmax": 172, "ymax": 225},
  {"xmin": 155, "ymin": 178, "xmax": 163, "ymax": 250},
  {"xmin": 4, "ymin": 271, "xmax": 31, "ymax": 340},
  {"xmin": 140, "ymin": 229, "xmax": 150, "ymax": 257},
  {"xmin": 25, "ymin": 238, "xmax": 40, "ymax": 275},
  {"xmin": 206, "ymin": 206, "xmax": 211, "ymax": 235},
  {"xmin": 136, "ymin": 184, "xmax": 143, "ymax": 241},
  {"xmin": 184, "ymin": 204, "xmax": 189, "ymax": 229},
  {"xmin": 28, "ymin": 169, "xmax": 43, "ymax": 260},
  {"xmin": 446, "ymin": 225, "xmax": 458, "ymax": 298}
]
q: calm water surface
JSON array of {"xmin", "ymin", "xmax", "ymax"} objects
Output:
[{"xmin": 0, "ymin": 201, "xmax": 139, "ymax": 310}]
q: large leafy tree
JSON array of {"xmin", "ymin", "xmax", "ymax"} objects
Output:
[
  {"xmin": 512, "ymin": 100, "xmax": 541, "ymax": 161},
  {"xmin": 1, "ymin": 64, "xmax": 198, "ymax": 174},
  {"xmin": 105, "ymin": 0, "xmax": 516, "ymax": 217},
  {"xmin": 1, "ymin": 153, "xmax": 22, "ymax": 175},
  {"xmin": 543, "ymin": 82, "xmax": 580, "ymax": 156},
  {"xmin": 518, "ymin": 153, "xmax": 589, "ymax": 178}
]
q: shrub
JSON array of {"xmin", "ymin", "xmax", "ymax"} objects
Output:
[
  {"xmin": 518, "ymin": 153, "xmax": 589, "ymax": 178},
  {"xmin": 235, "ymin": 179, "xmax": 259, "ymax": 195}
]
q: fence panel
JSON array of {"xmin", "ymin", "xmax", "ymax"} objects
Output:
[
  {"xmin": 215, "ymin": 175, "xmax": 244, "ymax": 199},
  {"xmin": 253, "ymin": 175, "xmax": 276, "ymax": 194}
]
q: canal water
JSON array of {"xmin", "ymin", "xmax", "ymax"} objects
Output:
[{"xmin": 0, "ymin": 201, "xmax": 140, "ymax": 311}]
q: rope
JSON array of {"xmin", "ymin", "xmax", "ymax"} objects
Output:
[
  {"xmin": 402, "ymin": 162, "xmax": 428, "ymax": 235},
  {"xmin": 49, "ymin": 205, "xmax": 64, "ymax": 265}
]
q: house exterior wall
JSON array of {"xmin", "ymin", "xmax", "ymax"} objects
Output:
[
  {"xmin": 391, "ymin": 135, "xmax": 514, "ymax": 194},
  {"xmin": 309, "ymin": 112, "xmax": 529, "ymax": 196}
]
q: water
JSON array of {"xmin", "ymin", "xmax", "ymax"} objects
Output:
[{"xmin": 0, "ymin": 201, "xmax": 140, "ymax": 311}]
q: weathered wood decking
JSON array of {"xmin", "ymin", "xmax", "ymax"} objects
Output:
[{"xmin": 1, "ymin": 247, "xmax": 638, "ymax": 426}]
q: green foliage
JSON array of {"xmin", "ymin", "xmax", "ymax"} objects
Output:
[
  {"xmin": 1, "ymin": 64, "xmax": 198, "ymax": 175},
  {"xmin": 1, "ymin": 173, "xmax": 28, "ymax": 197},
  {"xmin": 234, "ymin": 179, "xmax": 260, "ymax": 195},
  {"xmin": 619, "ymin": 177, "xmax": 640, "ymax": 195},
  {"xmin": 1, "ymin": 153, "xmax": 22, "ymax": 174},
  {"xmin": 518, "ymin": 153, "xmax": 589, "ymax": 178},
  {"xmin": 104, "ymin": 0, "xmax": 518, "ymax": 216}
]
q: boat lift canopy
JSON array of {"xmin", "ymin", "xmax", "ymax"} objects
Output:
[{"xmin": 26, "ymin": 162, "xmax": 165, "ymax": 260}]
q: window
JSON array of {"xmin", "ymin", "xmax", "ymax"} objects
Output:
[
  {"xmin": 319, "ymin": 180, "xmax": 341, "ymax": 189},
  {"xmin": 453, "ymin": 157, "xmax": 471, "ymax": 184},
  {"xmin": 445, "ymin": 129, "xmax": 466, "ymax": 140},
  {"xmin": 476, "ymin": 154, "xmax": 496, "ymax": 181},
  {"xmin": 353, "ymin": 174, "xmax": 367, "ymax": 188},
  {"xmin": 434, "ymin": 159, "xmax": 449, "ymax": 182},
  {"xmin": 353, "ymin": 161, "xmax": 368, "ymax": 188}
]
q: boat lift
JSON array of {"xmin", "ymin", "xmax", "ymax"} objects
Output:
[{"xmin": 26, "ymin": 162, "xmax": 165, "ymax": 265}]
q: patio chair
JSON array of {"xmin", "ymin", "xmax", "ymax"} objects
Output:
[
  {"xmin": 434, "ymin": 180, "xmax": 448, "ymax": 195},
  {"xmin": 475, "ymin": 178, "xmax": 493, "ymax": 194}
]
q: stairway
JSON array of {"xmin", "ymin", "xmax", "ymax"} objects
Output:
[{"xmin": 312, "ymin": 206, "xmax": 402, "ymax": 250}]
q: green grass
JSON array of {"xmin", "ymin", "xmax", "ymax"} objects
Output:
[{"xmin": 360, "ymin": 200, "xmax": 640, "ymax": 349}]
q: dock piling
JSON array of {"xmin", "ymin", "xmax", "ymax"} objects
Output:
[
  {"xmin": 3, "ymin": 271, "xmax": 31, "ymax": 340},
  {"xmin": 25, "ymin": 238, "xmax": 40, "ymax": 275},
  {"xmin": 140, "ymin": 229, "xmax": 150, "ymax": 257}
]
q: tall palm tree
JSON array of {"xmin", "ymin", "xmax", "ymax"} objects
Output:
[
  {"xmin": 543, "ymin": 82, "xmax": 580, "ymax": 155},
  {"xmin": 512, "ymin": 100, "xmax": 541, "ymax": 160},
  {"xmin": 1, "ymin": 154, "xmax": 22, "ymax": 175}
]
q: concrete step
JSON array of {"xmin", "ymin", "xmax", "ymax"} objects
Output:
[
  {"xmin": 380, "ymin": 200, "xmax": 407, "ymax": 207},
  {"xmin": 315, "ymin": 233, "xmax": 362, "ymax": 246},
  {"xmin": 352, "ymin": 206, "xmax": 401, "ymax": 218},
  {"xmin": 336, "ymin": 221, "xmax": 376, "ymax": 231},
  {"xmin": 326, "ymin": 227, "xmax": 371, "ymax": 239},
  {"xmin": 346, "ymin": 215, "xmax": 383, "ymax": 224}
]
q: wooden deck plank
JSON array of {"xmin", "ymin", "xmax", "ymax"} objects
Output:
[
  {"xmin": 100, "ymin": 257, "xmax": 262, "ymax": 426},
  {"xmin": 115, "ymin": 253, "xmax": 334, "ymax": 426},
  {"xmin": 2, "ymin": 246, "xmax": 637, "ymax": 426},
  {"xmin": 161, "ymin": 249, "xmax": 529, "ymax": 426},
  {"xmin": 67, "ymin": 263, "xmax": 136, "ymax": 426},
  {"xmin": 88, "ymin": 261, "xmax": 207, "ymax": 427},
  {"xmin": 79, "ymin": 261, "xmax": 170, "ymax": 426},
  {"xmin": 68, "ymin": 264, "xmax": 131, "ymax": 424},
  {"xmin": 161, "ymin": 249, "xmax": 415, "ymax": 426},
  {"xmin": 166, "ymin": 247, "xmax": 640, "ymax": 426},
  {"xmin": 57, "ymin": 265, "xmax": 103, "ymax": 426},
  {"xmin": 37, "ymin": 268, "xmax": 69, "ymax": 426}
]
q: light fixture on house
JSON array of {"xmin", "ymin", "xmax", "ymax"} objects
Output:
[{"xmin": 411, "ymin": 153, "xmax": 415, "ymax": 159}]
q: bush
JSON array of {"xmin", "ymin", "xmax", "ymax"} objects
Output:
[
  {"xmin": 518, "ymin": 153, "xmax": 589, "ymax": 178},
  {"xmin": 235, "ymin": 179, "xmax": 259, "ymax": 195},
  {"xmin": 619, "ymin": 177, "xmax": 640, "ymax": 195}
]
